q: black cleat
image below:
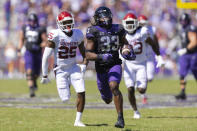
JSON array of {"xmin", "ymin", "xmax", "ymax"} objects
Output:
[
  {"xmin": 175, "ymin": 93, "xmax": 186, "ymax": 100},
  {"xmin": 115, "ymin": 117, "xmax": 125, "ymax": 128},
  {"xmin": 29, "ymin": 87, "xmax": 35, "ymax": 98}
]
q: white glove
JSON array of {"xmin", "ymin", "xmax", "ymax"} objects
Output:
[
  {"xmin": 155, "ymin": 55, "xmax": 165, "ymax": 68},
  {"xmin": 40, "ymin": 76, "xmax": 50, "ymax": 84},
  {"xmin": 177, "ymin": 48, "xmax": 187, "ymax": 56},
  {"xmin": 78, "ymin": 64, "xmax": 87, "ymax": 74}
]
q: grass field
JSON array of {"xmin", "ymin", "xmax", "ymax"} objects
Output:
[{"xmin": 0, "ymin": 78, "xmax": 197, "ymax": 131}]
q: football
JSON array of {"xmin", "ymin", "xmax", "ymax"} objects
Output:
[{"xmin": 121, "ymin": 46, "xmax": 131, "ymax": 55}]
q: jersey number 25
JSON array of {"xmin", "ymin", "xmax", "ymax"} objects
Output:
[{"xmin": 58, "ymin": 46, "xmax": 77, "ymax": 59}]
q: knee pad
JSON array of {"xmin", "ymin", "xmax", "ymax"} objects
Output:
[
  {"xmin": 103, "ymin": 98, "xmax": 112, "ymax": 104},
  {"xmin": 138, "ymin": 88, "xmax": 146, "ymax": 94},
  {"xmin": 112, "ymin": 88, "xmax": 121, "ymax": 96},
  {"xmin": 180, "ymin": 78, "xmax": 186, "ymax": 85},
  {"xmin": 128, "ymin": 87, "xmax": 135, "ymax": 94},
  {"xmin": 26, "ymin": 72, "xmax": 34, "ymax": 80}
]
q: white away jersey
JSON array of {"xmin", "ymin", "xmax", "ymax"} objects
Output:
[
  {"xmin": 47, "ymin": 29, "xmax": 84, "ymax": 68},
  {"xmin": 125, "ymin": 26, "xmax": 150, "ymax": 63}
]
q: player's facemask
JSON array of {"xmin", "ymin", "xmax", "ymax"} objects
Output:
[
  {"xmin": 59, "ymin": 20, "xmax": 74, "ymax": 33},
  {"xmin": 57, "ymin": 11, "xmax": 74, "ymax": 33},
  {"xmin": 123, "ymin": 20, "xmax": 138, "ymax": 33}
]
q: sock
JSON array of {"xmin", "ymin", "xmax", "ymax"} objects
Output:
[
  {"xmin": 181, "ymin": 88, "xmax": 185, "ymax": 94},
  {"xmin": 75, "ymin": 112, "xmax": 82, "ymax": 122},
  {"xmin": 118, "ymin": 112, "xmax": 123, "ymax": 119}
]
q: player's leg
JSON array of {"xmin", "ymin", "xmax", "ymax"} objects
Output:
[
  {"xmin": 136, "ymin": 63, "xmax": 147, "ymax": 94},
  {"xmin": 96, "ymin": 73, "xmax": 112, "ymax": 104},
  {"xmin": 108, "ymin": 65, "xmax": 124, "ymax": 128},
  {"xmin": 190, "ymin": 52, "xmax": 197, "ymax": 81},
  {"xmin": 56, "ymin": 70, "xmax": 71, "ymax": 102},
  {"xmin": 24, "ymin": 51, "xmax": 36, "ymax": 97},
  {"xmin": 135, "ymin": 63, "xmax": 148, "ymax": 118},
  {"xmin": 70, "ymin": 65, "xmax": 86, "ymax": 127},
  {"xmin": 32, "ymin": 52, "xmax": 42, "ymax": 91},
  {"xmin": 124, "ymin": 62, "xmax": 139, "ymax": 118},
  {"xmin": 176, "ymin": 55, "xmax": 190, "ymax": 100},
  {"xmin": 142, "ymin": 61, "xmax": 154, "ymax": 104},
  {"xmin": 146, "ymin": 60, "xmax": 155, "ymax": 82}
]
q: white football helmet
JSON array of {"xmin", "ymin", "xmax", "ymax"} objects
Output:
[
  {"xmin": 56, "ymin": 11, "xmax": 74, "ymax": 33},
  {"xmin": 122, "ymin": 12, "xmax": 138, "ymax": 33},
  {"xmin": 138, "ymin": 15, "xmax": 148, "ymax": 26}
]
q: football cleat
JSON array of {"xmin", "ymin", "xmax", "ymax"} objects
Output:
[
  {"xmin": 74, "ymin": 121, "xmax": 86, "ymax": 127},
  {"xmin": 115, "ymin": 117, "xmax": 125, "ymax": 128},
  {"xmin": 29, "ymin": 87, "xmax": 35, "ymax": 98},
  {"xmin": 175, "ymin": 93, "xmax": 186, "ymax": 100},
  {"xmin": 133, "ymin": 111, "xmax": 141, "ymax": 119}
]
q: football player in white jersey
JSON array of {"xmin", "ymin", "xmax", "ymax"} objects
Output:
[
  {"xmin": 41, "ymin": 11, "xmax": 88, "ymax": 127},
  {"xmin": 122, "ymin": 12, "xmax": 165, "ymax": 119},
  {"xmin": 138, "ymin": 15, "xmax": 160, "ymax": 104}
]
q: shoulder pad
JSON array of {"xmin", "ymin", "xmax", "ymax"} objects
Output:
[
  {"xmin": 74, "ymin": 29, "xmax": 84, "ymax": 43},
  {"xmin": 47, "ymin": 29, "xmax": 58, "ymax": 41},
  {"xmin": 86, "ymin": 26, "xmax": 96, "ymax": 39}
]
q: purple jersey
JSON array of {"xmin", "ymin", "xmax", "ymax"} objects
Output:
[
  {"xmin": 86, "ymin": 24, "xmax": 126, "ymax": 72},
  {"xmin": 22, "ymin": 25, "xmax": 46, "ymax": 52}
]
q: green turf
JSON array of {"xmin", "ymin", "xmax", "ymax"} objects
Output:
[
  {"xmin": 0, "ymin": 78, "xmax": 197, "ymax": 130},
  {"xmin": 1, "ymin": 107, "xmax": 197, "ymax": 131}
]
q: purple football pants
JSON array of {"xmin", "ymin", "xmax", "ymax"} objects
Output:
[
  {"xmin": 24, "ymin": 50, "xmax": 42, "ymax": 76},
  {"xmin": 179, "ymin": 52, "xmax": 197, "ymax": 79},
  {"xmin": 96, "ymin": 65, "xmax": 122, "ymax": 101}
]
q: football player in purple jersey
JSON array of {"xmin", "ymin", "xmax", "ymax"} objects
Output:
[
  {"xmin": 85, "ymin": 6, "xmax": 135, "ymax": 128},
  {"xmin": 175, "ymin": 13, "xmax": 197, "ymax": 100},
  {"xmin": 17, "ymin": 13, "xmax": 47, "ymax": 97}
]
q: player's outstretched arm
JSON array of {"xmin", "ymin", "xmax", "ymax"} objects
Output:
[
  {"xmin": 146, "ymin": 37, "xmax": 165, "ymax": 68},
  {"xmin": 40, "ymin": 31, "xmax": 48, "ymax": 48},
  {"xmin": 41, "ymin": 41, "xmax": 54, "ymax": 84},
  {"xmin": 178, "ymin": 31, "xmax": 197, "ymax": 56},
  {"xmin": 17, "ymin": 30, "xmax": 25, "ymax": 56},
  {"xmin": 85, "ymin": 39, "xmax": 98, "ymax": 61},
  {"xmin": 78, "ymin": 41, "xmax": 89, "ymax": 65}
]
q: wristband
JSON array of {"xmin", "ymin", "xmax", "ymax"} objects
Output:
[{"xmin": 97, "ymin": 54, "xmax": 103, "ymax": 60}]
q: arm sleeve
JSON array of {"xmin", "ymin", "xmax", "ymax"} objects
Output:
[
  {"xmin": 42, "ymin": 47, "xmax": 53, "ymax": 76},
  {"xmin": 47, "ymin": 30, "xmax": 58, "ymax": 43}
]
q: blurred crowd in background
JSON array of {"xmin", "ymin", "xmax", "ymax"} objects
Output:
[{"xmin": 0, "ymin": 0, "xmax": 197, "ymax": 79}]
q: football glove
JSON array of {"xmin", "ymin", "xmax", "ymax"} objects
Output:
[
  {"xmin": 40, "ymin": 76, "xmax": 50, "ymax": 84},
  {"xmin": 78, "ymin": 64, "xmax": 87, "ymax": 74},
  {"xmin": 155, "ymin": 55, "xmax": 165, "ymax": 68},
  {"xmin": 177, "ymin": 48, "xmax": 187, "ymax": 56},
  {"xmin": 98, "ymin": 53, "xmax": 113, "ymax": 62},
  {"xmin": 122, "ymin": 49, "xmax": 136, "ymax": 61}
]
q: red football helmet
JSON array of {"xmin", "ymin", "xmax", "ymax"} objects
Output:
[
  {"xmin": 56, "ymin": 11, "xmax": 74, "ymax": 32},
  {"xmin": 122, "ymin": 12, "xmax": 138, "ymax": 33},
  {"xmin": 138, "ymin": 15, "xmax": 148, "ymax": 26}
]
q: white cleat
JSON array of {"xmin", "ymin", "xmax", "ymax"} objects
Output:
[
  {"xmin": 74, "ymin": 121, "xmax": 86, "ymax": 127},
  {"xmin": 133, "ymin": 111, "xmax": 141, "ymax": 119}
]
